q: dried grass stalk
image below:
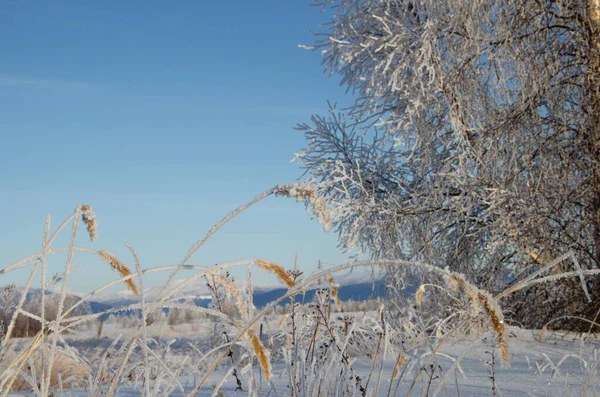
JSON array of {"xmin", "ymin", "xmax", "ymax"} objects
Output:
[
  {"xmin": 98, "ymin": 250, "xmax": 139, "ymax": 295},
  {"xmin": 377, "ymin": 302, "xmax": 385, "ymax": 322},
  {"xmin": 248, "ymin": 330, "xmax": 271, "ymax": 383},
  {"xmin": 79, "ymin": 204, "xmax": 97, "ymax": 243},
  {"xmin": 255, "ymin": 259, "xmax": 295, "ymax": 288},
  {"xmin": 7, "ymin": 345, "xmax": 89, "ymax": 391}
]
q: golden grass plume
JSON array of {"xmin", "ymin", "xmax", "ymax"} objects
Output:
[
  {"xmin": 98, "ymin": 250, "xmax": 139, "ymax": 295},
  {"xmin": 255, "ymin": 259, "xmax": 295, "ymax": 288},
  {"xmin": 444, "ymin": 272, "xmax": 509, "ymax": 365},
  {"xmin": 248, "ymin": 330, "xmax": 271, "ymax": 383},
  {"xmin": 477, "ymin": 291, "xmax": 509, "ymax": 364},
  {"xmin": 415, "ymin": 285, "xmax": 426, "ymax": 305}
]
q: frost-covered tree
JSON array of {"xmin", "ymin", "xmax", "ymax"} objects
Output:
[
  {"xmin": 296, "ymin": 0, "xmax": 600, "ymax": 328},
  {"xmin": 0, "ymin": 285, "xmax": 18, "ymax": 337}
]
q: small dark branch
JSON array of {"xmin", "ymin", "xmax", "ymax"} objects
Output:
[
  {"xmin": 207, "ymin": 276, "xmax": 243, "ymax": 391},
  {"xmin": 485, "ymin": 345, "xmax": 497, "ymax": 397}
]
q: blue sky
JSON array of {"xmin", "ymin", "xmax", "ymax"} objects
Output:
[{"xmin": 0, "ymin": 1, "xmax": 354, "ymax": 293}]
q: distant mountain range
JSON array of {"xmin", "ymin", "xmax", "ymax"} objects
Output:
[
  {"xmin": 0, "ymin": 286, "xmax": 114, "ymax": 317},
  {"xmin": 87, "ymin": 270, "xmax": 394, "ymax": 314},
  {"xmin": 3, "ymin": 270, "xmax": 409, "ymax": 317}
]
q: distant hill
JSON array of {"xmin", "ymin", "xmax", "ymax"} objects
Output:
[
  {"xmin": 0, "ymin": 285, "xmax": 113, "ymax": 318},
  {"xmin": 82, "ymin": 270, "xmax": 398, "ymax": 314},
  {"xmin": 251, "ymin": 278, "xmax": 388, "ymax": 308},
  {"xmin": 1, "ymin": 271, "xmax": 404, "ymax": 317}
]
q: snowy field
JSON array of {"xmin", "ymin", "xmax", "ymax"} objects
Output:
[
  {"xmin": 4, "ymin": 325, "xmax": 600, "ymax": 396},
  {"xmin": 4, "ymin": 201, "xmax": 600, "ymax": 397}
]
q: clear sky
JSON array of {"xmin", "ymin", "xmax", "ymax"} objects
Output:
[{"xmin": 0, "ymin": 1, "xmax": 354, "ymax": 293}]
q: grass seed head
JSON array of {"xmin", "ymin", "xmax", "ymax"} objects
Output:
[
  {"xmin": 539, "ymin": 326, "xmax": 547, "ymax": 343},
  {"xmin": 98, "ymin": 250, "xmax": 139, "ymax": 295},
  {"xmin": 477, "ymin": 291, "xmax": 509, "ymax": 365},
  {"xmin": 444, "ymin": 271, "xmax": 509, "ymax": 365},
  {"xmin": 256, "ymin": 259, "xmax": 295, "ymax": 288},
  {"xmin": 273, "ymin": 183, "xmax": 331, "ymax": 232},
  {"xmin": 209, "ymin": 272, "xmax": 247, "ymax": 320},
  {"xmin": 391, "ymin": 353, "xmax": 406, "ymax": 379},
  {"xmin": 79, "ymin": 204, "xmax": 97, "ymax": 243},
  {"xmin": 415, "ymin": 285, "xmax": 426, "ymax": 305},
  {"xmin": 329, "ymin": 276, "xmax": 341, "ymax": 309},
  {"xmin": 248, "ymin": 330, "xmax": 271, "ymax": 383},
  {"xmin": 278, "ymin": 313, "xmax": 290, "ymax": 328},
  {"xmin": 444, "ymin": 273, "xmax": 465, "ymax": 294}
]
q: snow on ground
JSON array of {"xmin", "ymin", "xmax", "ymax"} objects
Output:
[{"xmin": 5, "ymin": 326, "xmax": 600, "ymax": 396}]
